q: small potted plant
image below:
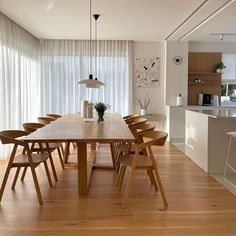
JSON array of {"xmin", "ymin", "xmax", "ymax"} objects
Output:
[
  {"xmin": 136, "ymin": 93, "xmax": 151, "ymax": 115},
  {"xmin": 93, "ymin": 102, "xmax": 110, "ymax": 122},
  {"xmin": 215, "ymin": 61, "xmax": 226, "ymax": 73}
]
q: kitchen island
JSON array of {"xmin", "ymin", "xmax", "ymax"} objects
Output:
[{"xmin": 185, "ymin": 109, "xmax": 236, "ymax": 174}]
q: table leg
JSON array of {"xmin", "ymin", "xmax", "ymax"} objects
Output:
[
  {"xmin": 77, "ymin": 142, "xmax": 87, "ymax": 195},
  {"xmin": 110, "ymin": 143, "xmax": 116, "ymax": 170}
]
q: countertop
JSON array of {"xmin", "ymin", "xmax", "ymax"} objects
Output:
[
  {"xmin": 169, "ymin": 105, "xmax": 236, "ymax": 109},
  {"xmin": 187, "ymin": 109, "xmax": 236, "ymax": 118}
]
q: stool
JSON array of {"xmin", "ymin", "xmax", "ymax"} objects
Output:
[{"xmin": 223, "ymin": 132, "xmax": 236, "ymax": 188}]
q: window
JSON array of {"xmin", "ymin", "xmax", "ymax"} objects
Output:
[{"xmin": 221, "ymin": 54, "xmax": 236, "ymax": 105}]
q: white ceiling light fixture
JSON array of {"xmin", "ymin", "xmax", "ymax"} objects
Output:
[
  {"xmin": 78, "ymin": 0, "xmax": 105, "ymax": 89},
  {"xmin": 210, "ymin": 33, "xmax": 236, "ymax": 41}
]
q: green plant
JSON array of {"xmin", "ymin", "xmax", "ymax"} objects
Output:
[
  {"xmin": 216, "ymin": 61, "xmax": 226, "ymax": 70},
  {"xmin": 93, "ymin": 102, "xmax": 110, "ymax": 112}
]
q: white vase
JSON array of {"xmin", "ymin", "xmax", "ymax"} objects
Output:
[
  {"xmin": 216, "ymin": 68, "xmax": 222, "ymax": 73},
  {"xmin": 140, "ymin": 109, "xmax": 147, "ymax": 115}
]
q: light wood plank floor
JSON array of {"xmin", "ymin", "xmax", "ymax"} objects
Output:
[{"xmin": 0, "ymin": 142, "xmax": 236, "ymax": 236}]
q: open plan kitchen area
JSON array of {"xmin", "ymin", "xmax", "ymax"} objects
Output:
[{"xmin": 1, "ymin": 0, "xmax": 236, "ymax": 236}]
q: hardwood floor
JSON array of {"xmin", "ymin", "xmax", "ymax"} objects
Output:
[{"xmin": 0, "ymin": 142, "xmax": 236, "ymax": 235}]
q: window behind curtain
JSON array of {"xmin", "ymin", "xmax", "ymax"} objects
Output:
[{"xmin": 39, "ymin": 40, "xmax": 133, "ymax": 116}]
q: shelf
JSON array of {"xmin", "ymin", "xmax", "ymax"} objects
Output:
[
  {"xmin": 188, "ymin": 72, "xmax": 221, "ymax": 75},
  {"xmin": 188, "ymin": 82, "xmax": 221, "ymax": 85}
]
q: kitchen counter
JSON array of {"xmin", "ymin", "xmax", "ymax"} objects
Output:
[
  {"xmin": 185, "ymin": 109, "xmax": 236, "ymax": 174},
  {"xmin": 188, "ymin": 109, "xmax": 236, "ymax": 118}
]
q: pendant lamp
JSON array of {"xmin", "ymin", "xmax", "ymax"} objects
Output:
[{"xmin": 78, "ymin": 0, "xmax": 105, "ymax": 88}]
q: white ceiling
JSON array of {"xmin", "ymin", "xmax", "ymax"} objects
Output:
[{"xmin": 0, "ymin": 0, "xmax": 236, "ymax": 42}]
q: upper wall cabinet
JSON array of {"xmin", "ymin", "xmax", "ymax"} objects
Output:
[{"xmin": 188, "ymin": 52, "xmax": 222, "ymax": 105}]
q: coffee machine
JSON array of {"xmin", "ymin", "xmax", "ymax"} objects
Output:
[{"xmin": 198, "ymin": 93, "xmax": 212, "ymax": 106}]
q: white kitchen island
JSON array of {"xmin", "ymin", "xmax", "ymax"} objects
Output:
[{"xmin": 185, "ymin": 109, "xmax": 236, "ymax": 174}]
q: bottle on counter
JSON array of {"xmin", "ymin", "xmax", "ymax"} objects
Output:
[{"xmin": 176, "ymin": 93, "xmax": 184, "ymax": 106}]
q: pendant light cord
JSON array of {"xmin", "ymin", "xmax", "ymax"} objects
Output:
[
  {"xmin": 95, "ymin": 16, "xmax": 97, "ymax": 79},
  {"xmin": 89, "ymin": 0, "xmax": 92, "ymax": 75}
]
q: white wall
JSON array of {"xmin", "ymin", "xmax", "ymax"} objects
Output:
[
  {"xmin": 189, "ymin": 42, "xmax": 236, "ymax": 53},
  {"xmin": 133, "ymin": 41, "xmax": 165, "ymax": 115},
  {"xmin": 165, "ymin": 41, "xmax": 189, "ymax": 106}
]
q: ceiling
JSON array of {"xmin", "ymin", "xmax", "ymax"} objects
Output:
[{"xmin": 0, "ymin": 0, "xmax": 236, "ymax": 42}]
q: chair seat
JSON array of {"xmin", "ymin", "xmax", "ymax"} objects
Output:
[
  {"xmin": 12, "ymin": 153, "xmax": 49, "ymax": 167},
  {"xmin": 120, "ymin": 154, "xmax": 155, "ymax": 168}
]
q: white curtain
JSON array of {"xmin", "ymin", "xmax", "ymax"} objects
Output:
[
  {"xmin": 0, "ymin": 12, "xmax": 133, "ymax": 160},
  {"xmin": 39, "ymin": 39, "xmax": 133, "ymax": 115},
  {"xmin": 0, "ymin": 13, "xmax": 40, "ymax": 159}
]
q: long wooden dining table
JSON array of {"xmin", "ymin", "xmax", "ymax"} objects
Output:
[{"xmin": 21, "ymin": 113, "xmax": 135, "ymax": 195}]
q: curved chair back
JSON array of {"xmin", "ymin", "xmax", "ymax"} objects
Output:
[
  {"xmin": 23, "ymin": 123, "xmax": 45, "ymax": 133},
  {"xmin": 140, "ymin": 130, "xmax": 168, "ymax": 148},
  {"xmin": 0, "ymin": 130, "xmax": 28, "ymax": 145},
  {"xmin": 46, "ymin": 114, "xmax": 62, "ymax": 119},
  {"xmin": 37, "ymin": 116, "xmax": 56, "ymax": 124}
]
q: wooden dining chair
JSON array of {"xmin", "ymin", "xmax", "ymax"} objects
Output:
[
  {"xmin": 0, "ymin": 130, "xmax": 53, "ymax": 205},
  {"xmin": 37, "ymin": 116, "xmax": 56, "ymax": 124},
  {"xmin": 46, "ymin": 114, "xmax": 62, "ymax": 119},
  {"xmin": 115, "ymin": 123, "xmax": 155, "ymax": 170},
  {"xmin": 117, "ymin": 130, "xmax": 168, "ymax": 208},
  {"xmin": 22, "ymin": 123, "xmax": 64, "ymax": 180}
]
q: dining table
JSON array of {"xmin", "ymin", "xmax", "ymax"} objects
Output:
[{"xmin": 21, "ymin": 113, "xmax": 135, "ymax": 195}]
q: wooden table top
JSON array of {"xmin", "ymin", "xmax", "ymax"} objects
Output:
[{"xmin": 21, "ymin": 113, "xmax": 135, "ymax": 142}]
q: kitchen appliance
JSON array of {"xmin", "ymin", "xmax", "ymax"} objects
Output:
[
  {"xmin": 198, "ymin": 93, "xmax": 212, "ymax": 106},
  {"xmin": 213, "ymin": 95, "xmax": 219, "ymax": 106}
]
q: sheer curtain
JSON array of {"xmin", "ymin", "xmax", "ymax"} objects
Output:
[
  {"xmin": 0, "ymin": 12, "xmax": 133, "ymax": 160},
  {"xmin": 0, "ymin": 13, "xmax": 40, "ymax": 159},
  {"xmin": 39, "ymin": 39, "xmax": 133, "ymax": 115}
]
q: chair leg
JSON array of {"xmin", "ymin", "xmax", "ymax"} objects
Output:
[
  {"xmin": 147, "ymin": 168, "xmax": 158, "ymax": 190},
  {"xmin": 152, "ymin": 165, "xmax": 168, "ymax": 207},
  {"xmin": 64, "ymin": 142, "xmax": 70, "ymax": 164},
  {"xmin": 118, "ymin": 166, "xmax": 126, "ymax": 191},
  {"xmin": 44, "ymin": 161, "xmax": 53, "ymax": 187},
  {"xmin": 0, "ymin": 162, "xmax": 12, "ymax": 202},
  {"xmin": 30, "ymin": 165, "xmax": 43, "ymax": 205},
  {"xmin": 110, "ymin": 143, "xmax": 117, "ymax": 170},
  {"xmin": 0, "ymin": 145, "xmax": 17, "ymax": 202},
  {"xmin": 21, "ymin": 167, "xmax": 28, "ymax": 181},
  {"xmin": 57, "ymin": 147, "xmax": 65, "ymax": 169},
  {"xmin": 49, "ymin": 155, "xmax": 58, "ymax": 181},
  {"xmin": 116, "ymin": 165, "xmax": 124, "ymax": 187},
  {"xmin": 11, "ymin": 167, "xmax": 21, "ymax": 189},
  {"xmin": 45, "ymin": 143, "xmax": 58, "ymax": 182},
  {"xmin": 121, "ymin": 163, "xmax": 136, "ymax": 208}
]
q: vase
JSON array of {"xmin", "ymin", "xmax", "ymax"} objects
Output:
[
  {"xmin": 216, "ymin": 68, "xmax": 222, "ymax": 73},
  {"xmin": 140, "ymin": 109, "xmax": 147, "ymax": 116},
  {"xmin": 97, "ymin": 111, "xmax": 104, "ymax": 123}
]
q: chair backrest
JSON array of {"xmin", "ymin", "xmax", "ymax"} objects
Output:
[
  {"xmin": 140, "ymin": 130, "xmax": 168, "ymax": 148},
  {"xmin": 128, "ymin": 117, "xmax": 147, "ymax": 129},
  {"xmin": 37, "ymin": 116, "xmax": 56, "ymax": 124},
  {"xmin": 23, "ymin": 123, "xmax": 45, "ymax": 133},
  {"xmin": 0, "ymin": 130, "xmax": 29, "ymax": 145},
  {"xmin": 132, "ymin": 123, "xmax": 155, "ymax": 135},
  {"xmin": 123, "ymin": 114, "xmax": 139, "ymax": 121},
  {"xmin": 46, "ymin": 114, "xmax": 62, "ymax": 119}
]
